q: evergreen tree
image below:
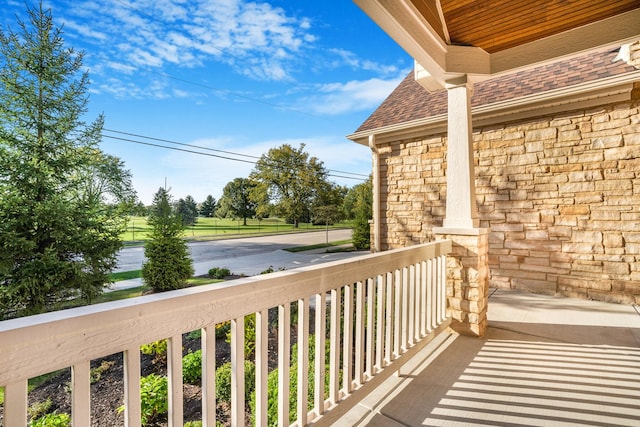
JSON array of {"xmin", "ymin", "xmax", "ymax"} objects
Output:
[
  {"xmin": 141, "ymin": 188, "xmax": 194, "ymax": 292},
  {"xmin": 175, "ymin": 194, "xmax": 198, "ymax": 226},
  {"xmin": 351, "ymin": 177, "xmax": 373, "ymax": 250},
  {"xmin": 0, "ymin": 3, "xmax": 134, "ymax": 318},
  {"xmin": 199, "ymin": 194, "xmax": 217, "ymax": 217}
]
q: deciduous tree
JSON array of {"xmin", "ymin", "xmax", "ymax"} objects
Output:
[
  {"xmin": 250, "ymin": 144, "xmax": 329, "ymax": 227},
  {"xmin": 217, "ymin": 177, "xmax": 258, "ymax": 226}
]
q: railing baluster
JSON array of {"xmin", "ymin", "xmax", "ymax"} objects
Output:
[
  {"xmin": 342, "ymin": 283, "xmax": 353, "ymax": 395},
  {"xmin": 4, "ymin": 380, "xmax": 28, "ymax": 427},
  {"xmin": 297, "ymin": 298, "xmax": 309, "ymax": 426},
  {"xmin": 428, "ymin": 258, "xmax": 435, "ymax": 331},
  {"xmin": 202, "ymin": 325, "xmax": 216, "ymax": 427},
  {"xmin": 408, "ymin": 264, "xmax": 416, "ymax": 347},
  {"xmin": 414, "ymin": 262, "xmax": 421, "ymax": 342},
  {"xmin": 354, "ymin": 281, "xmax": 365, "ymax": 387},
  {"xmin": 366, "ymin": 277, "xmax": 375, "ymax": 379},
  {"xmin": 393, "ymin": 269, "xmax": 401, "ymax": 359},
  {"xmin": 124, "ymin": 346, "xmax": 141, "ymax": 427},
  {"xmin": 420, "ymin": 260, "xmax": 427, "ymax": 337},
  {"xmin": 401, "ymin": 267, "xmax": 409, "ymax": 353},
  {"xmin": 385, "ymin": 271, "xmax": 393, "ymax": 365},
  {"xmin": 375, "ymin": 274, "xmax": 385, "ymax": 372},
  {"xmin": 329, "ymin": 288, "xmax": 341, "ymax": 406},
  {"xmin": 278, "ymin": 304, "xmax": 290, "ymax": 426},
  {"xmin": 440, "ymin": 254, "xmax": 447, "ymax": 322},
  {"xmin": 168, "ymin": 334, "xmax": 183, "ymax": 427},
  {"xmin": 255, "ymin": 310, "xmax": 268, "ymax": 427},
  {"xmin": 314, "ymin": 292, "xmax": 326, "ymax": 417},
  {"xmin": 231, "ymin": 317, "xmax": 245, "ymax": 427},
  {"xmin": 72, "ymin": 360, "xmax": 91, "ymax": 426}
]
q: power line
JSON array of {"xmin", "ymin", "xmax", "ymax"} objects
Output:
[
  {"xmin": 102, "ymin": 128, "xmax": 369, "ymax": 179},
  {"xmin": 101, "ymin": 131, "xmax": 368, "ymax": 181}
]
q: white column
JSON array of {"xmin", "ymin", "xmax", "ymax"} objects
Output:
[
  {"xmin": 443, "ymin": 75, "xmax": 479, "ymax": 230},
  {"xmin": 369, "ymin": 134, "xmax": 381, "ymax": 252}
]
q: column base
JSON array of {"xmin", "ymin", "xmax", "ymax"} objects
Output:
[{"xmin": 434, "ymin": 227, "xmax": 490, "ymax": 337}]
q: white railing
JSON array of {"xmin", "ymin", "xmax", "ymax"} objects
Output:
[{"xmin": 0, "ymin": 240, "xmax": 451, "ymax": 427}]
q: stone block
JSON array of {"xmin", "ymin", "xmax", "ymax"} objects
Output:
[{"xmin": 525, "ymin": 128, "xmax": 558, "ymax": 141}]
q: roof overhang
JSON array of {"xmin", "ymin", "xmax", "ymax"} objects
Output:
[
  {"xmin": 348, "ymin": 72, "xmax": 640, "ymax": 146},
  {"xmin": 355, "ymin": 0, "xmax": 640, "ymax": 91}
]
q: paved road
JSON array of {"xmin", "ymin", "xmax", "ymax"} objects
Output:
[{"xmin": 111, "ymin": 229, "xmax": 362, "ymax": 291}]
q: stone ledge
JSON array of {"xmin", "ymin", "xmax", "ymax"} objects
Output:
[{"xmin": 433, "ymin": 227, "xmax": 490, "ymax": 236}]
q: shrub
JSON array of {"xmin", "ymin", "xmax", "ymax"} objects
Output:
[
  {"xmin": 216, "ymin": 321, "xmax": 231, "ymax": 339},
  {"xmin": 119, "ymin": 374, "xmax": 168, "ymax": 426},
  {"xmin": 187, "ymin": 329, "xmax": 202, "ymax": 340},
  {"xmin": 208, "ymin": 267, "xmax": 231, "ymax": 279},
  {"xmin": 215, "ymin": 360, "xmax": 256, "ymax": 403},
  {"xmin": 90, "ymin": 360, "xmax": 115, "ymax": 384},
  {"xmin": 140, "ymin": 339, "xmax": 168, "ymax": 365},
  {"xmin": 28, "ymin": 398, "xmax": 52, "ymax": 421},
  {"xmin": 182, "ymin": 350, "xmax": 202, "ymax": 384},
  {"xmin": 225, "ymin": 314, "xmax": 256, "ymax": 359},
  {"xmin": 183, "ymin": 421, "xmax": 202, "ymax": 427},
  {"xmin": 30, "ymin": 412, "xmax": 71, "ymax": 427},
  {"xmin": 251, "ymin": 335, "xmax": 333, "ymax": 426}
]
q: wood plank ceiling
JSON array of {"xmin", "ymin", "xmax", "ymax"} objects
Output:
[{"xmin": 436, "ymin": 0, "xmax": 640, "ymax": 53}]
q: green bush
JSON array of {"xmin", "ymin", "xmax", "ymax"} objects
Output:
[
  {"xmin": 183, "ymin": 422, "xmax": 202, "ymax": 427},
  {"xmin": 140, "ymin": 339, "xmax": 168, "ymax": 365},
  {"xmin": 351, "ymin": 215, "xmax": 370, "ymax": 250},
  {"xmin": 119, "ymin": 374, "xmax": 168, "ymax": 426},
  {"xmin": 215, "ymin": 360, "xmax": 256, "ymax": 403},
  {"xmin": 251, "ymin": 335, "xmax": 333, "ymax": 426},
  {"xmin": 216, "ymin": 321, "xmax": 231, "ymax": 339},
  {"xmin": 187, "ymin": 329, "xmax": 202, "ymax": 340},
  {"xmin": 225, "ymin": 314, "xmax": 256, "ymax": 359},
  {"xmin": 183, "ymin": 350, "xmax": 202, "ymax": 384},
  {"xmin": 30, "ymin": 412, "xmax": 71, "ymax": 427},
  {"xmin": 208, "ymin": 267, "xmax": 231, "ymax": 279},
  {"xmin": 28, "ymin": 398, "xmax": 52, "ymax": 421}
]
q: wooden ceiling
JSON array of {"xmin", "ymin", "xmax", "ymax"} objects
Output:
[
  {"xmin": 356, "ymin": 0, "xmax": 640, "ymax": 90},
  {"xmin": 430, "ymin": 0, "xmax": 640, "ymax": 53}
]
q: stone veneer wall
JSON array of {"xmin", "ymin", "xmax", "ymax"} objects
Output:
[{"xmin": 376, "ymin": 99, "xmax": 640, "ymax": 304}]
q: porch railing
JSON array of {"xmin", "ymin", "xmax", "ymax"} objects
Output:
[{"xmin": 0, "ymin": 240, "xmax": 451, "ymax": 427}]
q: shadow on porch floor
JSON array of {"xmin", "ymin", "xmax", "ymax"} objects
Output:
[{"xmin": 338, "ymin": 289, "xmax": 640, "ymax": 426}]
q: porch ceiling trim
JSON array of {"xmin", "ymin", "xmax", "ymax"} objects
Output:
[{"xmin": 355, "ymin": 1, "xmax": 640, "ymax": 91}]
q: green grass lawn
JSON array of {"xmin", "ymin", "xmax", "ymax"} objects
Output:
[{"xmin": 121, "ymin": 216, "xmax": 353, "ymax": 243}]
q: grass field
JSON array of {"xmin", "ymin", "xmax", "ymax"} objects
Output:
[{"xmin": 121, "ymin": 216, "xmax": 353, "ymax": 243}]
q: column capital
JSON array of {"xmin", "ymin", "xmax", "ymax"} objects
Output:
[{"xmin": 444, "ymin": 74, "xmax": 473, "ymax": 91}]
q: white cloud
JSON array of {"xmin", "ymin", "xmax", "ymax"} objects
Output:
[{"xmin": 295, "ymin": 72, "xmax": 408, "ymax": 115}]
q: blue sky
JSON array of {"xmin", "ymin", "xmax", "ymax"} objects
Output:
[{"xmin": 2, "ymin": 0, "xmax": 410, "ymax": 204}]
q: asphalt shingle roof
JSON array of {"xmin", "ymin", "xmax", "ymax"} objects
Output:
[{"xmin": 356, "ymin": 48, "xmax": 637, "ymax": 133}]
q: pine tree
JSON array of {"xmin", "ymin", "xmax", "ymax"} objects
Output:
[
  {"xmin": 0, "ymin": 3, "xmax": 134, "ymax": 318},
  {"xmin": 142, "ymin": 188, "xmax": 194, "ymax": 292}
]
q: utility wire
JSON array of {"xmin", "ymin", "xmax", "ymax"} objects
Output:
[
  {"xmin": 102, "ymin": 128, "xmax": 369, "ymax": 179},
  {"xmin": 101, "ymin": 132, "xmax": 368, "ymax": 181}
]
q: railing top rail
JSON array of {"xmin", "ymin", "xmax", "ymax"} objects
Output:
[{"xmin": 0, "ymin": 240, "xmax": 451, "ymax": 385}]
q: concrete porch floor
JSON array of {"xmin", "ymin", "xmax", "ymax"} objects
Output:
[{"xmin": 338, "ymin": 289, "xmax": 640, "ymax": 426}]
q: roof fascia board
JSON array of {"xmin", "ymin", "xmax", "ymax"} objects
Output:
[
  {"xmin": 355, "ymin": 0, "xmax": 451, "ymax": 87},
  {"xmin": 348, "ymin": 72, "xmax": 640, "ymax": 146},
  {"xmin": 490, "ymin": 9, "xmax": 640, "ymax": 75}
]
